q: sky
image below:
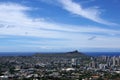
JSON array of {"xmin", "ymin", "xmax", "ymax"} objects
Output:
[{"xmin": 0, "ymin": 0, "xmax": 120, "ymax": 52}]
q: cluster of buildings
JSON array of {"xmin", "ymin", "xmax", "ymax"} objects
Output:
[
  {"xmin": 0, "ymin": 53, "xmax": 119, "ymax": 80},
  {"xmin": 89, "ymin": 56, "xmax": 120, "ymax": 70}
]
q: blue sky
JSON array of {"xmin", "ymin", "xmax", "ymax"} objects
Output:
[{"xmin": 0, "ymin": 0, "xmax": 120, "ymax": 52}]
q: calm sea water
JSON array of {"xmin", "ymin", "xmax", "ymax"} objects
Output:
[
  {"xmin": 0, "ymin": 52, "xmax": 119, "ymax": 56},
  {"xmin": 85, "ymin": 52, "xmax": 120, "ymax": 56},
  {"xmin": 0, "ymin": 52, "xmax": 34, "ymax": 56}
]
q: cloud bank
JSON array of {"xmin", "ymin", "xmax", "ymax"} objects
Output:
[
  {"xmin": 0, "ymin": 2, "xmax": 120, "ymax": 51},
  {"xmin": 59, "ymin": 0, "xmax": 117, "ymax": 26}
]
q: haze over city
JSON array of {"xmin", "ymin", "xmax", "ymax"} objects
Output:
[{"xmin": 0, "ymin": 0, "xmax": 120, "ymax": 52}]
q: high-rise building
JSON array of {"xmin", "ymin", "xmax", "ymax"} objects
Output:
[{"xmin": 71, "ymin": 58, "xmax": 77, "ymax": 66}]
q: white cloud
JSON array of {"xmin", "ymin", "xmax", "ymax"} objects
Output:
[
  {"xmin": 59, "ymin": 0, "xmax": 118, "ymax": 26},
  {"xmin": 0, "ymin": 2, "xmax": 120, "ymax": 50}
]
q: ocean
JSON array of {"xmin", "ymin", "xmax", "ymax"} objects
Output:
[
  {"xmin": 0, "ymin": 52, "xmax": 34, "ymax": 56},
  {"xmin": 85, "ymin": 52, "xmax": 120, "ymax": 56},
  {"xmin": 0, "ymin": 52, "xmax": 120, "ymax": 56}
]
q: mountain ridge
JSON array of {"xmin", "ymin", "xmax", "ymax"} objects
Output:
[{"xmin": 33, "ymin": 50, "xmax": 88, "ymax": 58}]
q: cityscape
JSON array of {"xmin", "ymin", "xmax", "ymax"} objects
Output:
[
  {"xmin": 0, "ymin": 0, "xmax": 120, "ymax": 80},
  {"xmin": 0, "ymin": 51, "xmax": 120, "ymax": 80}
]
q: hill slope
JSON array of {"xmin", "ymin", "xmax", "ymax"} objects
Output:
[{"xmin": 34, "ymin": 50, "xmax": 88, "ymax": 58}]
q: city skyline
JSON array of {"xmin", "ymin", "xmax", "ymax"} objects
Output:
[{"xmin": 0, "ymin": 0, "xmax": 120, "ymax": 52}]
